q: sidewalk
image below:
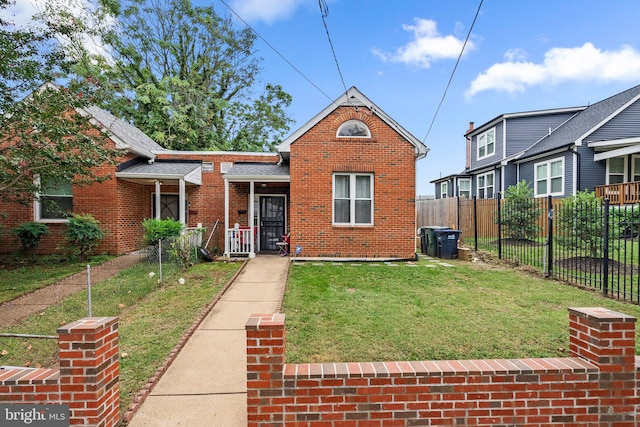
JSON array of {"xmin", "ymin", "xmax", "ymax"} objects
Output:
[{"xmin": 126, "ymin": 255, "xmax": 289, "ymax": 426}]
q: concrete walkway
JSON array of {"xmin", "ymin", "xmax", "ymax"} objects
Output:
[{"xmin": 127, "ymin": 255, "xmax": 289, "ymax": 427}]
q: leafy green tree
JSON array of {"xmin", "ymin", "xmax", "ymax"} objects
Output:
[
  {"xmin": 499, "ymin": 180, "xmax": 542, "ymax": 241},
  {"xmin": 0, "ymin": 0, "xmax": 119, "ymax": 206},
  {"xmin": 54, "ymin": 0, "xmax": 293, "ymax": 152},
  {"xmin": 556, "ymin": 190, "xmax": 605, "ymax": 258},
  {"xmin": 63, "ymin": 214, "xmax": 105, "ymax": 261},
  {"xmin": 12, "ymin": 222, "xmax": 49, "ymax": 260}
]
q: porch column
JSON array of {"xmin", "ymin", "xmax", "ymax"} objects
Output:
[
  {"xmin": 224, "ymin": 178, "xmax": 229, "ymax": 257},
  {"xmin": 179, "ymin": 178, "xmax": 186, "ymax": 226},
  {"xmin": 154, "ymin": 180, "xmax": 161, "ymax": 219},
  {"xmin": 249, "ymin": 181, "xmax": 255, "ymax": 258}
]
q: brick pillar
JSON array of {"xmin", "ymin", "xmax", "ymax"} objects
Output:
[
  {"xmin": 246, "ymin": 313, "xmax": 286, "ymax": 427},
  {"xmin": 568, "ymin": 307, "xmax": 638, "ymax": 426},
  {"xmin": 58, "ymin": 317, "xmax": 120, "ymax": 427}
]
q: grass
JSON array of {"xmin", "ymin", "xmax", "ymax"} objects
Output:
[
  {"xmin": 0, "ymin": 260, "xmax": 241, "ymax": 415},
  {"xmin": 282, "ymin": 257, "xmax": 640, "ymax": 363},
  {"xmin": 0, "ymin": 254, "xmax": 112, "ymax": 304}
]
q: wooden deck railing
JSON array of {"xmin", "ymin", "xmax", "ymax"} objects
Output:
[{"xmin": 595, "ymin": 182, "xmax": 640, "ymax": 205}]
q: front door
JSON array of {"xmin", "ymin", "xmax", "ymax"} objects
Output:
[{"xmin": 260, "ymin": 196, "xmax": 285, "ymax": 252}]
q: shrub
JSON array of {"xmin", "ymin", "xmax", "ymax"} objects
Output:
[
  {"xmin": 12, "ymin": 222, "xmax": 49, "ymax": 260},
  {"xmin": 142, "ymin": 218, "xmax": 184, "ymax": 246},
  {"xmin": 499, "ymin": 180, "xmax": 542, "ymax": 240},
  {"xmin": 64, "ymin": 214, "xmax": 105, "ymax": 261},
  {"xmin": 556, "ymin": 190, "xmax": 607, "ymax": 258}
]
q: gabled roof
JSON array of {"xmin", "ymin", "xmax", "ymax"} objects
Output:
[
  {"xmin": 465, "ymin": 106, "xmax": 586, "ymax": 138},
  {"xmin": 277, "ymin": 86, "xmax": 428, "ymax": 159},
  {"xmin": 520, "ymin": 84, "xmax": 640, "ymax": 159},
  {"xmin": 83, "ymin": 106, "xmax": 165, "ymax": 159}
]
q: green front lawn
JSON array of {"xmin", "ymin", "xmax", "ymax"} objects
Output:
[{"xmin": 282, "ymin": 258, "xmax": 640, "ymax": 363}]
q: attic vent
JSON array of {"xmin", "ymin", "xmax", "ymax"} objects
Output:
[
  {"xmin": 220, "ymin": 162, "xmax": 233, "ymax": 173},
  {"xmin": 202, "ymin": 162, "xmax": 214, "ymax": 172}
]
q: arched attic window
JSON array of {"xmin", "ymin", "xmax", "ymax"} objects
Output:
[{"xmin": 337, "ymin": 119, "xmax": 370, "ymax": 138}]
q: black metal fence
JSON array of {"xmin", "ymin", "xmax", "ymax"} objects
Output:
[{"xmin": 459, "ymin": 195, "xmax": 640, "ymax": 304}]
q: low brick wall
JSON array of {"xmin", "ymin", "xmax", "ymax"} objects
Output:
[
  {"xmin": 0, "ymin": 317, "xmax": 120, "ymax": 427},
  {"xmin": 247, "ymin": 308, "xmax": 639, "ymax": 426}
]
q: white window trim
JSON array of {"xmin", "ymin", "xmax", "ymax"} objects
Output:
[
  {"xmin": 336, "ymin": 120, "xmax": 371, "ymax": 138},
  {"xmin": 477, "ymin": 128, "xmax": 496, "ymax": 160},
  {"xmin": 440, "ymin": 182, "xmax": 448, "ymax": 199},
  {"xmin": 534, "ymin": 157, "xmax": 565, "ymax": 197},
  {"xmin": 458, "ymin": 178, "xmax": 471, "ymax": 198},
  {"xmin": 606, "ymin": 157, "xmax": 627, "ymax": 184},
  {"xmin": 476, "ymin": 171, "xmax": 495, "ymax": 199},
  {"xmin": 333, "ymin": 173, "xmax": 374, "ymax": 226},
  {"xmin": 34, "ymin": 175, "xmax": 72, "ymax": 223},
  {"xmin": 632, "ymin": 155, "xmax": 640, "ymax": 181}
]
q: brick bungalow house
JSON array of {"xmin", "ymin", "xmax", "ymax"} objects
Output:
[{"xmin": 0, "ymin": 87, "xmax": 428, "ymax": 260}]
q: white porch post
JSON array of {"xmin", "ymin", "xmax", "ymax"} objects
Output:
[
  {"xmin": 154, "ymin": 180, "xmax": 161, "ymax": 219},
  {"xmin": 249, "ymin": 181, "xmax": 255, "ymax": 258},
  {"xmin": 179, "ymin": 178, "xmax": 186, "ymax": 226},
  {"xmin": 224, "ymin": 178, "xmax": 229, "ymax": 257}
]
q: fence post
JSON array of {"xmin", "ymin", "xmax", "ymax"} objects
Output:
[
  {"xmin": 456, "ymin": 196, "xmax": 461, "ymax": 232},
  {"xmin": 473, "ymin": 196, "xmax": 478, "ymax": 252},
  {"xmin": 603, "ymin": 198, "xmax": 610, "ymax": 296},
  {"xmin": 546, "ymin": 195, "xmax": 553, "ymax": 277},
  {"xmin": 497, "ymin": 192, "xmax": 502, "ymax": 259}
]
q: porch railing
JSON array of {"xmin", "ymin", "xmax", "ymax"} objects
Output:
[
  {"xmin": 595, "ymin": 182, "xmax": 640, "ymax": 205},
  {"xmin": 227, "ymin": 227, "xmax": 252, "ymax": 255}
]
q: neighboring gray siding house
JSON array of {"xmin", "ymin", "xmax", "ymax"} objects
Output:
[{"xmin": 433, "ymin": 84, "xmax": 640, "ymax": 201}]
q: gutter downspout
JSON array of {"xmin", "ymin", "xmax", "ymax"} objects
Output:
[{"xmin": 572, "ymin": 146, "xmax": 580, "ymax": 196}]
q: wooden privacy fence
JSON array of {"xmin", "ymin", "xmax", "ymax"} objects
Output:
[{"xmin": 417, "ymin": 196, "xmax": 564, "ymax": 241}]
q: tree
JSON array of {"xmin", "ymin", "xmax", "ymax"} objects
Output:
[
  {"xmin": 0, "ymin": 1, "xmax": 120, "ymax": 206},
  {"xmin": 59, "ymin": 0, "xmax": 293, "ymax": 152},
  {"xmin": 499, "ymin": 180, "xmax": 542, "ymax": 241}
]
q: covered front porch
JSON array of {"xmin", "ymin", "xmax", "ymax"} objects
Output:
[
  {"xmin": 592, "ymin": 138, "xmax": 640, "ymax": 205},
  {"xmin": 223, "ymin": 163, "xmax": 290, "ymax": 257}
]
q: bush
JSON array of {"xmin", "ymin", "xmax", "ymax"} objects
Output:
[
  {"xmin": 499, "ymin": 180, "xmax": 542, "ymax": 240},
  {"xmin": 556, "ymin": 190, "xmax": 607, "ymax": 258},
  {"xmin": 64, "ymin": 214, "xmax": 105, "ymax": 261},
  {"xmin": 12, "ymin": 222, "xmax": 49, "ymax": 260},
  {"xmin": 142, "ymin": 218, "xmax": 184, "ymax": 246}
]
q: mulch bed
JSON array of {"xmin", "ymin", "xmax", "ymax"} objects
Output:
[{"xmin": 555, "ymin": 256, "xmax": 639, "ymax": 276}]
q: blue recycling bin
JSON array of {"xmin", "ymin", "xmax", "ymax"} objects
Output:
[{"xmin": 434, "ymin": 229, "xmax": 462, "ymax": 259}]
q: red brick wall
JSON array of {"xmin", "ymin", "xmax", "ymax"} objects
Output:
[
  {"xmin": 0, "ymin": 151, "xmax": 279, "ymax": 256},
  {"xmin": 289, "ymin": 107, "xmax": 418, "ymax": 259},
  {"xmin": 0, "ymin": 317, "xmax": 120, "ymax": 427},
  {"xmin": 246, "ymin": 308, "xmax": 640, "ymax": 426}
]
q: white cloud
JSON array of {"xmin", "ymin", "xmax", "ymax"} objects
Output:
[
  {"xmin": 468, "ymin": 42, "xmax": 640, "ymax": 96},
  {"xmin": 229, "ymin": 0, "xmax": 308, "ymax": 24},
  {"xmin": 371, "ymin": 18, "xmax": 475, "ymax": 68}
]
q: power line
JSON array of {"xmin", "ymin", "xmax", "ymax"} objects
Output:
[
  {"xmin": 423, "ymin": 0, "xmax": 484, "ymax": 144},
  {"xmin": 318, "ymin": 0, "xmax": 349, "ymax": 99},
  {"xmin": 217, "ymin": 0, "xmax": 333, "ymax": 102}
]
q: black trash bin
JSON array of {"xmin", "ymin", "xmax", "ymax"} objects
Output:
[
  {"xmin": 423, "ymin": 226, "xmax": 450, "ymax": 257},
  {"xmin": 434, "ymin": 229, "xmax": 462, "ymax": 259}
]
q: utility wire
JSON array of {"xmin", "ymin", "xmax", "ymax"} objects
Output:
[
  {"xmin": 423, "ymin": 0, "xmax": 483, "ymax": 144},
  {"xmin": 217, "ymin": 0, "xmax": 333, "ymax": 102},
  {"xmin": 318, "ymin": 0, "xmax": 349, "ymax": 100}
]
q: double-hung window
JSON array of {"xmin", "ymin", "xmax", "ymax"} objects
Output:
[
  {"xmin": 333, "ymin": 173, "xmax": 373, "ymax": 225},
  {"xmin": 36, "ymin": 176, "xmax": 73, "ymax": 221},
  {"xmin": 458, "ymin": 179, "xmax": 471, "ymax": 198},
  {"xmin": 477, "ymin": 128, "xmax": 495, "ymax": 160},
  {"xmin": 477, "ymin": 172, "xmax": 494, "ymax": 199},
  {"xmin": 607, "ymin": 157, "xmax": 626, "ymax": 184},
  {"xmin": 440, "ymin": 182, "xmax": 448, "ymax": 198},
  {"xmin": 534, "ymin": 158, "xmax": 564, "ymax": 197}
]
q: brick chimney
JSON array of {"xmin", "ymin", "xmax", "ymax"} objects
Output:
[{"xmin": 465, "ymin": 122, "xmax": 474, "ymax": 170}]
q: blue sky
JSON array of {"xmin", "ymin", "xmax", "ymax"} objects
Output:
[{"xmin": 11, "ymin": 0, "xmax": 640, "ymax": 195}]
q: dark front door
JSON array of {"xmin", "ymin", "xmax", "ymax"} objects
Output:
[{"xmin": 260, "ymin": 196, "xmax": 285, "ymax": 252}]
